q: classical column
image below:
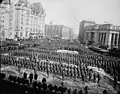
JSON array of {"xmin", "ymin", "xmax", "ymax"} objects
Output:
[
  {"xmin": 88, "ymin": 32, "xmax": 90, "ymax": 40},
  {"xmin": 105, "ymin": 33, "xmax": 109, "ymax": 47},
  {"xmin": 95, "ymin": 31, "xmax": 99, "ymax": 44},
  {"xmin": 99, "ymin": 33, "xmax": 102, "ymax": 44},
  {"xmin": 118, "ymin": 33, "xmax": 120, "ymax": 48},
  {"xmin": 98, "ymin": 33, "xmax": 101, "ymax": 42},
  {"xmin": 103, "ymin": 33, "xmax": 105, "ymax": 44},
  {"xmin": 84, "ymin": 32, "xmax": 87, "ymax": 42},
  {"xmin": 101, "ymin": 33, "xmax": 103, "ymax": 44},
  {"xmin": 104, "ymin": 33, "xmax": 106, "ymax": 45},
  {"xmin": 116, "ymin": 33, "xmax": 119, "ymax": 47},
  {"xmin": 113, "ymin": 33, "xmax": 116, "ymax": 46},
  {"xmin": 108, "ymin": 33, "xmax": 112, "ymax": 49}
]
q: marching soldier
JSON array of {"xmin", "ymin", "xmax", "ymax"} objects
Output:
[
  {"xmin": 97, "ymin": 73, "xmax": 101, "ymax": 86},
  {"xmin": 93, "ymin": 72, "xmax": 96, "ymax": 83},
  {"xmin": 29, "ymin": 73, "xmax": 33, "ymax": 84},
  {"xmin": 113, "ymin": 75, "xmax": 117, "ymax": 89},
  {"xmin": 34, "ymin": 73, "xmax": 38, "ymax": 80}
]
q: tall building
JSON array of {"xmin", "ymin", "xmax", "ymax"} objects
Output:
[
  {"xmin": 84, "ymin": 24, "xmax": 120, "ymax": 49},
  {"xmin": 0, "ymin": 0, "xmax": 45, "ymax": 40},
  {"xmin": 0, "ymin": 1, "xmax": 14, "ymax": 40},
  {"xmin": 45, "ymin": 24, "xmax": 73, "ymax": 40},
  {"xmin": 78, "ymin": 20, "xmax": 95, "ymax": 44}
]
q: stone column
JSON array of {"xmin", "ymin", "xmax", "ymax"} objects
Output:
[
  {"xmin": 96, "ymin": 31, "xmax": 99, "ymax": 44},
  {"xmin": 84, "ymin": 31, "xmax": 87, "ymax": 42},
  {"xmin": 101, "ymin": 33, "xmax": 103, "ymax": 44},
  {"xmin": 118, "ymin": 33, "xmax": 120, "ymax": 48},
  {"xmin": 98, "ymin": 33, "xmax": 101, "ymax": 42},
  {"xmin": 88, "ymin": 32, "xmax": 91, "ymax": 40},
  {"xmin": 103, "ymin": 33, "xmax": 106, "ymax": 44},
  {"xmin": 99, "ymin": 33, "xmax": 102, "ymax": 45},
  {"xmin": 108, "ymin": 33, "xmax": 112, "ymax": 49},
  {"xmin": 103, "ymin": 33, "xmax": 105, "ymax": 44},
  {"xmin": 116, "ymin": 33, "xmax": 119, "ymax": 48},
  {"xmin": 113, "ymin": 33, "xmax": 116, "ymax": 46},
  {"xmin": 105, "ymin": 33, "xmax": 109, "ymax": 47}
]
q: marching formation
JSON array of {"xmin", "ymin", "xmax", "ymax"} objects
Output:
[
  {"xmin": 1, "ymin": 40, "xmax": 120, "ymax": 94},
  {"xmin": 1, "ymin": 53, "xmax": 101, "ymax": 85}
]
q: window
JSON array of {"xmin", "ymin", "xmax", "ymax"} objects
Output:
[
  {"xmin": 16, "ymin": 32, "xmax": 18, "ymax": 37},
  {"xmin": 10, "ymin": 27, "xmax": 12, "ymax": 30},
  {"xmin": 9, "ymin": 32, "xmax": 12, "ymax": 36},
  {"xmin": 2, "ymin": 30, "xmax": 5, "ymax": 37},
  {"xmin": 21, "ymin": 22, "xmax": 23, "ymax": 24},
  {"xmin": 20, "ymin": 32, "xmax": 23, "ymax": 37}
]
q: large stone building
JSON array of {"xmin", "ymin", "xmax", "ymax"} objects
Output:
[
  {"xmin": 45, "ymin": 24, "xmax": 73, "ymax": 40},
  {"xmin": 84, "ymin": 24, "xmax": 120, "ymax": 49},
  {"xmin": 119, "ymin": 30, "xmax": 120, "ymax": 49},
  {"xmin": 78, "ymin": 20, "xmax": 95, "ymax": 44},
  {"xmin": 0, "ymin": 0, "xmax": 45, "ymax": 40}
]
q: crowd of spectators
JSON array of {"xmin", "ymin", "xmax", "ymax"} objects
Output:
[{"xmin": 1, "ymin": 71, "xmax": 118, "ymax": 94}]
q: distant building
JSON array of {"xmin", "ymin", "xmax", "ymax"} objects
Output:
[
  {"xmin": 118, "ymin": 30, "xmax": 120, "ymax": 49},
  {"xmin": 0, "ymin": 0, "xmax": 45, "ymax": 40},
  {"xmin": 45, "ymin": 24, "xmax": 73, "ymax": 40},
  {"xmin": 62, "ymin": 25, "xmax": 73, "ymax": 40},
  {"xmin": 78, "ymin": 20, "xmax": 95, "ymax": 44},
  {"xmin": 84, "ymin": 24, "xmax": 120, "ymax": 49}
]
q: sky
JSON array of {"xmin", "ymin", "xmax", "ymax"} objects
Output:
[{"xmin": 12, "ymin": 0, "xmax": 120, "ymax": 35}]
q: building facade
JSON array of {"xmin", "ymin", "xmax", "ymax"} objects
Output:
[
  {"xmin": 0, "ymin": 0, "xmax": 45, "ymax": 40},
  {"xmin": 78, "ymin": 20, "xmax": 95, "ymax": 44},
  {"xmin": 118, "ymin": 30, "xmax": 120, "ymax": 49},
  {"xmin": 45, "ymin": 24, "xmax": 73, "ymax": 40},
  {"xmin": 84, "ymin": 24, "xmax": 120, "ymax": 49}
]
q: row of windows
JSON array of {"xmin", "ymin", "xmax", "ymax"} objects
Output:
[
  {"xmin": 0, "ymin": 16, "xmax": 4, "ymax": 19},
  {"xmin": 20, "ymin": 26, "xmax": 41, "ymax": 32},
  {"xmin": 1, "ymin": 20, "xmax": 4, "ymax": 23},
  {"xmin": 1, "ymin": 25, "xmax": 13, "ymax": 30},
  {"xmin": 0, "ymin": 25, "xmax": 4, "ymax": 28},
  {"xmin": 1, "ymin": 31, "xmax": 13, "ymax": 37},
  {"xmin": 20, "ymin": 21, "xmax": 40, "ymax": 26},
  {"xmin": 21, "ymin": 14, "xmax": 40, "ymax": 21}
]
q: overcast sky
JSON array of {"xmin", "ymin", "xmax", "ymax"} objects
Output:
[{"xmin": 12, "ymin": 0, "xmax": 120, "ymax": 34}]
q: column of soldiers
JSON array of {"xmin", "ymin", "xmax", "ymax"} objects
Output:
[
  {"xmin": 0, "ymin": 54, "xmax": 107, "ymax": 86},
  {"xmin": 1, "ymin": 46, "xmax": 120, "ymax": 89},
  {"xmin": 26, "ymin": 48, "xmax": 120, "ymax": 81}
]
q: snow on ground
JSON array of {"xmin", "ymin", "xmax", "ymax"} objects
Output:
[
  {"xmin": 56, "ymin": 50, "xmax": 78, "ymax": 54},
  {"xmin": 1, "ymin": 65, "xmax": 117, "ymax": 94}
]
